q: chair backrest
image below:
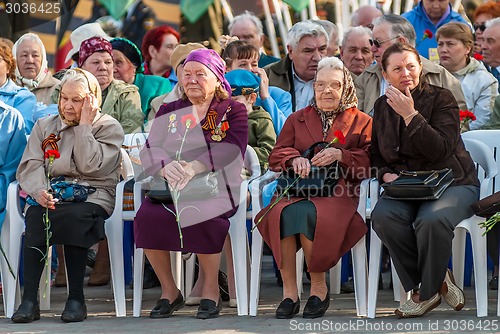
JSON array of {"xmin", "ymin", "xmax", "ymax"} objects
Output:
[
  {"xmin": 462, "ymin": 137, "xmax": 498, "ymax": 199},
  {"xmin": 244, "ymin": 145, "xmax": 261, "ymax": 181},
  {"xmin": 462, "ymin": 130, "xmax": 500, "ymax": 193},
  {"xmin": 120, "ymin": 148, "xmax": 134, "ymax": 180},
  {"xmin": 122, "ymin": 132, "xmax": 149, "ymax": 178}
]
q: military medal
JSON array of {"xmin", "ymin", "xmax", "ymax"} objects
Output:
[{"xmin": 168, "ymin": 114, "xmax": 177, "ymax": 133}]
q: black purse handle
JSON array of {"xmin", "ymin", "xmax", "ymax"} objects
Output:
[{"xmin": 301, "ymin": 141, "xmax": 330, "ymax": 160}]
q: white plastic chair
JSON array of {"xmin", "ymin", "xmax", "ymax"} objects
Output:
[
  {"xmin": 367, "ymin": 137, "xmax": 497, "ymax": 318},
  {"xmin": 133, "ymin": 145, "xmax": 260, "ymax": 317},
  {"xmin": 0, "ymin": 148, "xmax": 133, "ymax": 318},
  {"xmin": 462, "ymin": 130, "xmax": 500, "ymax": 316},
  {"xmin": 249, "ymin": 174, "xmax": 374, "ymax": 317}
]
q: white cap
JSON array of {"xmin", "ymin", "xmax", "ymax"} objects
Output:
[{"xmin": 65, "ymin": 22, "xmax": 110, "ymax": 63}]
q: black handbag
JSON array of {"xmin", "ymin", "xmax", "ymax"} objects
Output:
[
  {"xmin": 146, "ymin": 171, "xmax": 219, "ymax": 204},
  {"xmin": 471, "ymin": 191, "xmax": 500, "ymax": 218},
  {"xmin": 276, "ymin": 141, "xmax": 340, "ymax": 198},
  {"xmin": 381, "ymin": 168, "xmax": 453, "ymax": 200}
]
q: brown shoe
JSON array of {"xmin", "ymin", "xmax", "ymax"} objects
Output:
[
  {"xmin": 394, "ymin": 293, "xmax": 441, "ymax": 318},
  {"xmin": 88, "ymin": 260, "xmax": 110, "ymax": 286},
  {"xmin": 54, "ymin": 266, "xmax": 67, "ymax": 287},
  {"xmin": 440, "ymin": 269, "xmax": 465, "ymax": 311}
]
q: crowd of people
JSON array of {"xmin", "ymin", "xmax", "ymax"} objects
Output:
[{"xmin": 1, "ymin": 0, "xmax": 500, "ymax": 324}]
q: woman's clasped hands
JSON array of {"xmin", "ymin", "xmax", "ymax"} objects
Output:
[
  {"xmin": 162, "ymin": 160, "xmax": 196, "ymax": 191},
  {"xmin": 293, "ymin": 147, "xmax": 341, "ymax": 178}
]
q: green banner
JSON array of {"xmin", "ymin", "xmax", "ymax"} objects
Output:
[
  {"xmin": 282, "ymin": 0, "xmax": 309, "ymax": 12},
  {"xmin": 180, "ymin": 0, "xmax": 214, "ymax": 24},
  {"xmin": 99, "ymin": 0, "xmax": 136, "ymax": 20}
]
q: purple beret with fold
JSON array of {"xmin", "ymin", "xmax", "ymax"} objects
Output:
[{"xmin": 184, "ymin": 49, "xmax": 231, "ymax": 95}]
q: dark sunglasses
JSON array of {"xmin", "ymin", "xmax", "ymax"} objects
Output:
[
  {"xmin": 368, "ymin": 36, "xmax": 399, "ymax": 48},
  {"xmin": 474, "ymin": 24, "xmax": 486, "ymax": 32}
]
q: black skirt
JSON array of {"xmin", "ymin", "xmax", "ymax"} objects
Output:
[
  {"xmin": 24, "ymin": 202, "xmax": 109, "ymax": 249},
  {"xmin": 280, "ymin": 200, "xmax": 317, "ymax": 241}
]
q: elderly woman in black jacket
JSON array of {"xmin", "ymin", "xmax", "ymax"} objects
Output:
[{"xmin": 370, "ymin": 43, "xmax": 480, "ymax": 318}]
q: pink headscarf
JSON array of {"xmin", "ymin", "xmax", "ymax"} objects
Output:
[
  {"xmin": 184, "ymin": 49, "xmax": 231, "ymax": 94},
  {"xmin": 78, "ymin": 36, "xmax": 113, "ymax": 67}
]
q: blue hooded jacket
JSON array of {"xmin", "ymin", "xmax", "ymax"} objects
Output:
[{"xmin": 403, "ymin": 1, "xmax": 469, "ymax": 58}]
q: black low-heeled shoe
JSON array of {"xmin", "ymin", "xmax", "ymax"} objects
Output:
[
  {"xmin": 275, "ymin": 297, "xmax": 300, "ymax": 319},
  {"xmin": 11, "ymin": 300, "xmax": 41, "ymax": 323},
  {"xmin": 150, "ymin": 292, "xmax": 185, "ymax": 318},
  {"xmin": 61, "ymin": 299, "xmax": 87, "ymax": 323},
  {"xmin": 196, "ymin": 298, "xmax": 222, "ymax": 319},
  {"xmin": 303, "ymin": 294, "xmax": 330, "ymax": 319}
]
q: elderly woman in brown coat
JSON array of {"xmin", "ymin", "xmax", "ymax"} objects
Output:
[
  {"xmin": 371, "ymin": 43, "xmax": 480, "ymax": 318},
  {"xmin": 256, "ymin": 56, "xmax": 372, "ymax": 319}
]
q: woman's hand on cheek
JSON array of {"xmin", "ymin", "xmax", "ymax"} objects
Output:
[
  {"xmin": 386, "ymin": 86, "xmax": 415, "ymax": 118},
  {"xmin": 80, "ymin": 94, "xmax": 99, "ymax": 125}
]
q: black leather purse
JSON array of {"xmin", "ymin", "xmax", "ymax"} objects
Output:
[
  {"xmin": 381, "ymin": 168, "xmax": 453, "ymax": 200},
  {"xmin": 276, "ymin": 141, "xmax": 340, "ymax": 198},
  {"xmin": 146, "ymin": 171, "xmax": 219, "ymax": 204}
]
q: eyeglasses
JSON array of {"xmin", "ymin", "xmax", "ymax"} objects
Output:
[
  {"xmin": 474, "ymin": 24, "xmax": 486, "ymax": 32},
  {"xmin": 369, "ymin": 36, "xmax": 399, "ymax": 48},
  {"xmin": 314, "ymin": 80, "xmax": 342, "ymax": 92}
]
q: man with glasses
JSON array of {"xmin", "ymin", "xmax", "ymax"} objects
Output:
[
  {"xmin": 482, "ymin": 18, "xmax": 500, "ymax": 92},
  {"xmin": 402, "ymin": 0, "xmax": 468, "ymax": 59},
  {"xmin": 354, "ymin": 14, "xmax": 466, "ymax": 115}
]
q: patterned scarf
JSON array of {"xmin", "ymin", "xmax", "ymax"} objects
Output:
[{"xmin": 312, "ymin": 65, "xmax": 358, "ymax": 138}]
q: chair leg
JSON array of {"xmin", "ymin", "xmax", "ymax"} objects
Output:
[
  {"xmin": 106, "ymin": 218, "xmax": 126, "ymax": 317},
  {"xmin": 133, "ymin": 247, "xmax": 144, "ymax": 317},
  {"xmin": 296, "ymin": 249, "xmax": 304, "ymax": 296},
  {"xmin": 249, "ymin": 226, "xmax": 264, "ymax": 316},
  {"xmin": 39, "ymin": 247, "xmax": 52, "ymax": 311},
  {"xmin": 184, "ymin": 254, "xmax": 196, "ymax": 298},
  {"xmin": 468, "ymin": 221, "xmax": 488, "ymax": 317},
  {"xmin": 352, "ymin": 236, "xmax": 367, "ymax": 317},
  {"xmin": 452, "ymin": 227, "xmax": 467, "ymax": 289},
  {"xmin": 329, "ymin": 262, "xmax": 341, "ymax": 295},
  {"xmin": 171, "ymin": 252, "xmax": 183, "ymax": 296},
  {"xmin": 367, "ymin": 228, "xmax": 382, "ymax": 318}
]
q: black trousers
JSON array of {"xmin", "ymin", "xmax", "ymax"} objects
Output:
[{"xmin": 372, "ymin": 185, "xmax": 479, "ymax": 300}]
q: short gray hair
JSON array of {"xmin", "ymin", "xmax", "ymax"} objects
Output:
[
  {"xmin": 288, "ymin": 20, "xmax": 329, "ymax": 50},
  {"xmin": 373, "ymin": 14, "xmax": 416, "ymax": 46},
  {"xmin": 315, "ymin": 56, "xmax": 344, "ymax": 79},
  {"xmin": 342, "ymin": 26, "xmax": 372, "ymax": 47},
  {"xmin": 229, "ymin": 11, "xmax": 263, "ymax": 36},
  {"xmin": 60, "ymin": 68, "xmax": 102, "ymax": 106},
  {"xmin": 485, "ymin": 17, "xmax": 500, "ymax": 29}
]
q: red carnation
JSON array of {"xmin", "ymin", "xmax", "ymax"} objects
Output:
[
  {"xmin": 181, "ymin": 114, "xmax": 197, "ymax": 129},
  {"xmin": 333, "ymin": 130, "xmax": 346, "ymax": 145},
  {"xmin": 473, "ymin": 53, "xmax": 484, "ymax": 61},
  {"xmin": 44, "ymin": 149, "xmax": 60, "ymax": 160},
  {"xmin": 424, "ymin": 29, "xmax": 433, "ymax": 39},
  {"xmin": 459, "ymin": 110, "xmax": 476, "ymax": 122}
]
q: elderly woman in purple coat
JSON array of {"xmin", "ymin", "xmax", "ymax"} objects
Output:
[{"xmin": 134, "ymin": 49, "xmax": 248, "ymax": 319}]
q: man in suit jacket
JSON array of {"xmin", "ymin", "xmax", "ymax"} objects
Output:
[
  {"xmin": 264, "ymin": 20, "xmax": 328, "ymax": 112},
  {"xmin": 355, "ymin": 14, "xmax": 467, "ymax": 115}
]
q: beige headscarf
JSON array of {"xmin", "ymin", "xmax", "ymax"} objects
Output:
[
  {"xmin": 58, "ymin": 68, "xmax": 102, "ymax": 126},
  {"xmin": 313, "ymin": 64, "xmax": 358, "ymax": 138}
]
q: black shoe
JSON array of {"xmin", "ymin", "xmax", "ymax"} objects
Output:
[
  {"xmin": 275, "ymin": 297, "xmax": 300, "ymax": 319},
  {"xmin": 61, "ymin": 299, "xmax": 87, "ymax": 323},
  {"xmin": 11, "ymin": 300, "xmax": 40, "ymax": 323},
  {"xmin": 218, "ymin": 271, "xmax": 230, "ymax": 302},
  {"xmin": 196, "ymin": 298, "xmax": 222, "ymax": 319},
  {"xmin": 303, "ymin": 294, "xmax": 330, "ymax": 319},
  {"xmin": 490, "ymin": 276, "xmax": 498, "ymax": 290},
  {"xmin": 150, "ymin": 292, "xmax": 185, "ymax": 318},
  {"xmin": 340, "ymin": 278, "xmax": 354, "ymax": 294},
  {"xmin": 87, "ymin": 249, "xmax": 96, "ymax": 268},
  {"xmin": 143, "ymin": 267, "xmax": 161, "ymax": 289}
]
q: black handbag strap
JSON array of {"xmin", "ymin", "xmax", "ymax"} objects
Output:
[{"xmin": 301, "ymin": 141, "xmax": 329, "ymax": 160}]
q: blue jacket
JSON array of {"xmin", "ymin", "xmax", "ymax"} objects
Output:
[
  {"xmin": 0, "ymin": 79, "xmax": 37, "ymax": 134},
  {"xmin": 403, "ymin": 2, "xmax": 468, "ymax": 58},
  {"xmin": 0, "ymin": 101, "xmax": 27, "ymax": 230},
  {"xmin": 255, "ymin": 86, "xmax": 292, "ymax": 135}
]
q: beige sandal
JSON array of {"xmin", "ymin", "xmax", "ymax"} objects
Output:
[
  {"xmin": 394, "ymin": 293, "xmax": 441, "ymax": 318},
  {"xmin": 440, "ymin": 269, "xmax": 465, "ymax": 311}
]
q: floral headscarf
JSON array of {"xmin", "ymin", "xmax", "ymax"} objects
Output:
[
  {"xmin": 184, "ymin": 49, "xmax": 231, "ymax": 95},
  {"xmin": 12, "ymin": 33, "xmax": 49, "ymax": 90},
  {"xmin": 78, "ymin": 36, "xmax": 113, "ymax": 67},
  {"xmin": 313, "ymin": 65, "xmax": 358, "ymax": 138}
]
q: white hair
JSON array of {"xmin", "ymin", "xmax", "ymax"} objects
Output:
[
  {"xmin": 287, "ymin": 20, "xmax": 329, "ymax": 51},
  {"xmin": 229, "ymin": 11, "xmax": 263, "ymax": 36},
  {"xmin": 342, "ymin": 26, "xmax": 372, "ymax": 47},
  {"xmin": 60, "ymin": 68, "xmax": 102, "ymax": 106},
  {"xmin": 485, "ymin": 17, "xmax": 500, "ymax": 29},
  {"xmin": 316, "ymin": 56, "xmax": 344, "ymax": 78}
]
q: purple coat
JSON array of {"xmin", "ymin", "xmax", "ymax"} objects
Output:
[{"xmin": 134, "ymin": 98, "xmax": 248, "ymax": 253}]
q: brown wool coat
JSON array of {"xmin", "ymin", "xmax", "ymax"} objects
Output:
[
  {"xmin": 255, "ymin": 106, "xmax": 372, "ymax": 272},
  {"xmin": 371, "ymin": 81, "xmax": 479, "ymax": 187}
]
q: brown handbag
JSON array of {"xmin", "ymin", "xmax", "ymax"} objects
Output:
[{"xmin": 471, "ymin": 191, "xmax": 500, "ymax": 218}]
